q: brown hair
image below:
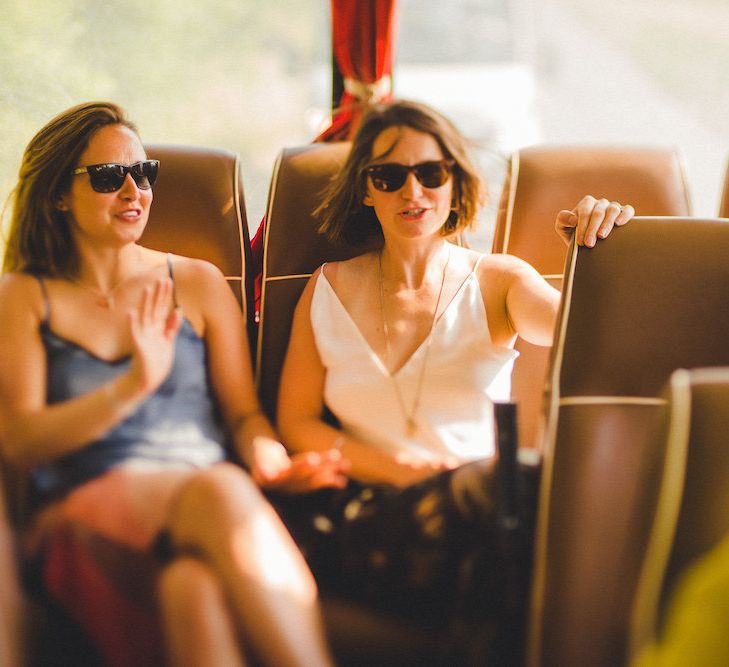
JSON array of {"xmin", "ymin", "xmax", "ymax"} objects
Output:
[
  {"xmin": 316, "ymin": 100, "xmax": 485, "ymax": 246},
  {"xmin": 2, "ymin": 101, "xmax": 139, "ymax": 277}
]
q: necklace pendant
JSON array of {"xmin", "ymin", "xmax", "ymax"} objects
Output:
[{"xmin": 406, "ymin": 417, "xmax": 417, "ymax": 438}]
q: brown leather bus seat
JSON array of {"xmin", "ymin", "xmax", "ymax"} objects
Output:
[
  {"xmin": 630, "ymin": 367, "xmax": 729, "ymax": 661},
  {"xmin": 256, "ymin": 141, "xmax": 357, "ymax": 418},
  {"xmin": 494, "ymin": 147, "xmax": 691, "ymax": 451},
  {"xmin": 530, "ymin": 217, "xmax": 729, "ymax": 667},
  {"xmin": 143, "ymin": 144, "xmax": 254, "ymax": 344},
  {"xmin": 0, "ymin": 477, "xmax": 23, "ymax": 667},
  {"xmin": 720, "ymin": 157, "xmax": 729, "ymax": 217}
]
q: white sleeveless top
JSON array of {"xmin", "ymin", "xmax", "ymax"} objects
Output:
[{"xmin": 310, "ymin": 261, "xmax": 519, "ymax": 462}]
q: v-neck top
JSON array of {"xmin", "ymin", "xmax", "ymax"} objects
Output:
[
  {"xmin": 311, "ymin": 261, "xmax": 518, "ymax": 463},
  {"xmin": 32, "ymin": 256, "xmax": 227, "ymax": 499}
]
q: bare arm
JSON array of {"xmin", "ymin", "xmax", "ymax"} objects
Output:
[
  {"xmin": 498, "ymin": 196, "xmax": 635, "ymax": 346},
  {"xmin": 0, "ymin": 274, "xmax": 181, "ymax": 468},
  {"xmin": 184, "ymin": 260, "xmax": 346, "ymax": 493},
  {"xmin": 502, "ymin": 257, "xmax": 561, "ymax": 347},
  {"xmin": 277, "ymin": 268, "xmax": 453, "ymax": 488}
]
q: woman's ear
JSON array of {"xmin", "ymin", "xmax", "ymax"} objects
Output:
[
  {"xmin": 363, "ymin": 191, "xmax": 374, "ymax": 207},
  {"xmin": 56, "ymin": 196, "xmax": 69, "ymax": 212}
]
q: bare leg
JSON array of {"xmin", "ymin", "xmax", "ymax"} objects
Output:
[
  {"xmin": 158, "ymin": 556, "xmax": 246, "ymax": 667},
  {"xmin": 165, "ymin": 463, "xmax": 334, "ymax": 667}
]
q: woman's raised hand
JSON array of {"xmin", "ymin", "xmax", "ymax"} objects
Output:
[
  {"xmin": 127, "ymin": 278, "xmax": 183, "ymax": 396},
  {"xmin": 555, "ymin": 195, "xmax": 634, "ymax": 247}
]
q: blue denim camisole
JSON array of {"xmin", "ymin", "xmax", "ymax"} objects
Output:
[{"xmin": 33, "ymin": 255, "xmax": 228, "ymax": 499}]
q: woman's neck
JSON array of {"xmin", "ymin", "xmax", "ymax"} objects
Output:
[
  {"xmin": 74, "ymin": 243, "xmax": 144, "ymax": 292},
  {"xmin": 379, "ymin": 238, "xmax": 450, "ymax": 290}
]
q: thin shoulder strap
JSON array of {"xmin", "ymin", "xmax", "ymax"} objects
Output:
[
  {"xmin": 34, "ymin": 275, "xmax": 51, "ymax": 324},
  {"xmin": 472, "ymin": 253, "xmax": 486, "ymax": 274},
  {"xmin": 166, "ymin": 253, "xmax": 179, "ymax": 308}
]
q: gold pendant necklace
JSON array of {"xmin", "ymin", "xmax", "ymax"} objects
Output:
[
  {"xmin": 73, "ymin": 270, "xmax": 139, "ymax": 309},
  {"xmin": 73, "ymin": 279, "xmax": 125, "ymax": 309},
  {"xmin": 73, "ymin": 248, "xmax": 146, "ymax": 309},
  {"xmin": 378, "ymin": 244, "xmax": 450, "ymax": 438}
]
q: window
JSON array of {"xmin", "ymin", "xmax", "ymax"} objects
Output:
[
  {"xmin": 396, "ymin": 0, "xmax": 729, "ymax": 246},
  {"xmin": 0, "ymin": 0, "xmax": 330, "ymax": 241}
]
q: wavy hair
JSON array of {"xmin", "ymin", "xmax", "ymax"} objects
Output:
[
  {"xmin": 315, "ymin": 100, "xmax": 485, "ymax": 247},
  {"xmin": 2, "ymin": 101, "xmax": 138, "ymax": 277}
]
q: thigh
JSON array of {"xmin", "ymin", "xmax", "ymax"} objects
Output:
[{"xmin": 36, "ymin": 463, "xmax": 198, "ymax": 552}]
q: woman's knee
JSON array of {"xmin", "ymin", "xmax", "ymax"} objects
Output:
[
  {"xmin": 158, "ymin": 556, "xmax": 222, "ymax": 609},
  {"xmin": 165, "ymin": 463, "xmax": 268, "ymax": 546}
]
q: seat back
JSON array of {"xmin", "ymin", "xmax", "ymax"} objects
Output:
[
  {"xmin": 720, "ymin": 157, "xmax": 729, "ymax": 218},
  {"xmin": 630, "ymin": 367, "xmax": 729, "ymax": 659},
  {"xmin": 142, "ymin": 144, "xmax": 253, "ymax": 334},
  {"xmin": 529, "ymin": 217, "xmax": 729, "ymax": 667},
  {"xmin": 256, "ymin": 142, "xmax": 366, "ymax": 419},
  {"xmin": 493, "ymin": 147, "xmax": 691, "ymax": 450},
  {"xmin": 0, "ymin": 473, "xmax": 23, "ymax": 667}
]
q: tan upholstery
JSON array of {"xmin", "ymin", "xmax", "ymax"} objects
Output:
[
  {"xmin": 143, "ymin": 143, "xmax": 253, "ymax": 328},
  {"xmin": 493, "ymin": 147, "xmax": 691, "ymax": 451},
  {"xmin": 530, "ymin": 217, "xmax": 729, "ymax": 667},
  {"xmin": 257, "ymin": 141, "xmax": 359, "ymax": 419},
  {"xmin": 0, "ymin": 478, "xmax": 23, "ymax": 667},
  {"xmin": 630, "ymin": 367, "xmax": 729, "ymax": 660},
  {"xmin": 720, "ymin": 157, "xmax": 729, "ymax": 217}
]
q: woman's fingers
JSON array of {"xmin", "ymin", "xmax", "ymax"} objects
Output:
[{"xmin": 558, "ymin": 196, "xmax": 635, "ymax": 247}]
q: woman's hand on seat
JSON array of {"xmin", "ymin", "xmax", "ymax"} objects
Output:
[{"xmin": 555, "ymin": 195, "xmax": 634, "ymax": 247}]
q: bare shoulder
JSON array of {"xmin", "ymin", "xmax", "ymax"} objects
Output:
[
  {"xmin": 296, "ymin": 253, "xmax": 371, "ymax": 315},
  {"xmin": 320, "ymin": 253, "xmax": 371, "ymax": 285},
  {"xmin": 165, "ymin": 255, "xmax": 238, "ymax": 333},
  {"xmin": 474, "ymin": 251, "xmax": 540, "ymax": 283},
  {"xmin": 0, "ymin": 271, "xmax": 40, "ymax": 293},
  {"xmin": 0, "ymin": 272, "xmax": 44, "ymax": 316},
  {"xmin": 168, "ymin": 254, "xmax": 225, "ymax": 284},
  {"xmin": 474, "ymin": 251, "xmax": 534, "ymax": 272}
]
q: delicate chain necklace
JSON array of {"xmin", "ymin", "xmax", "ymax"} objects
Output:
[
  {"xmin": 72, "ymin": 277, "xmax": 129, "ymax": 309},
  {"xmin": 378, "ymin": 244, "xmax": 450, "ymax": 438},
  {"xmin": 72, "ymin": 249, "xmax": 146, "ymax": 309}
]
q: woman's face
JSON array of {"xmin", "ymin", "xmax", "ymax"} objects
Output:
[
  {"xmin": 363, "ymin": 125, "xmax": 453, "ymax": 243},
  {"xmin": 57, "ymin": 124, "xmax": 152, "ymax": 247}
]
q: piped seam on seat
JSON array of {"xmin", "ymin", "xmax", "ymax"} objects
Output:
[{"xmin": 559, "ymin": 396, "xmax": 666, "ymax": 407}]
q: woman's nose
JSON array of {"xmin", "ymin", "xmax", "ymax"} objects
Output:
[
  {"xmin": 117, "ymin": 173, "xmax": 140, "ymax": 199},
  {"xmin": 400, "ymin": 172, "xmax": 423, "ymax": 199}
]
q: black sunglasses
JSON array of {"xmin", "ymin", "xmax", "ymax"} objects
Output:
[
  {"xmin": 72, "ymin": 160, "xmax": 160, "ymax": 193},
  {"xmin": 364, "ymin": 160, "xmax": 455, "ymax": 192}
]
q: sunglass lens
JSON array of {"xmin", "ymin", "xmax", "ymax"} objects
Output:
[
  {"xmin": 86, "ymin": 161, "xmax": 159, "ymax": 192},
  {"xmin": 372, "ymin": 164, "xmax": 408, "ymax": 192},
  {"xmin": 88, "ymin": 165, "xmax": 126, "ymax": 193},
  {"xmin": 131, "ymin": 161, "xmax": 159, "ymax": 190},
  {"xmin": 368, "ymin": 165, "xmax": 404, "ymax": 192},
  {"xmin": 367, "ymin": 162, "xmax": 452, "ymax": 192},
  {"xmin": 416, "ymin": 162, "xmax": 451, "ymax": 188}
]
